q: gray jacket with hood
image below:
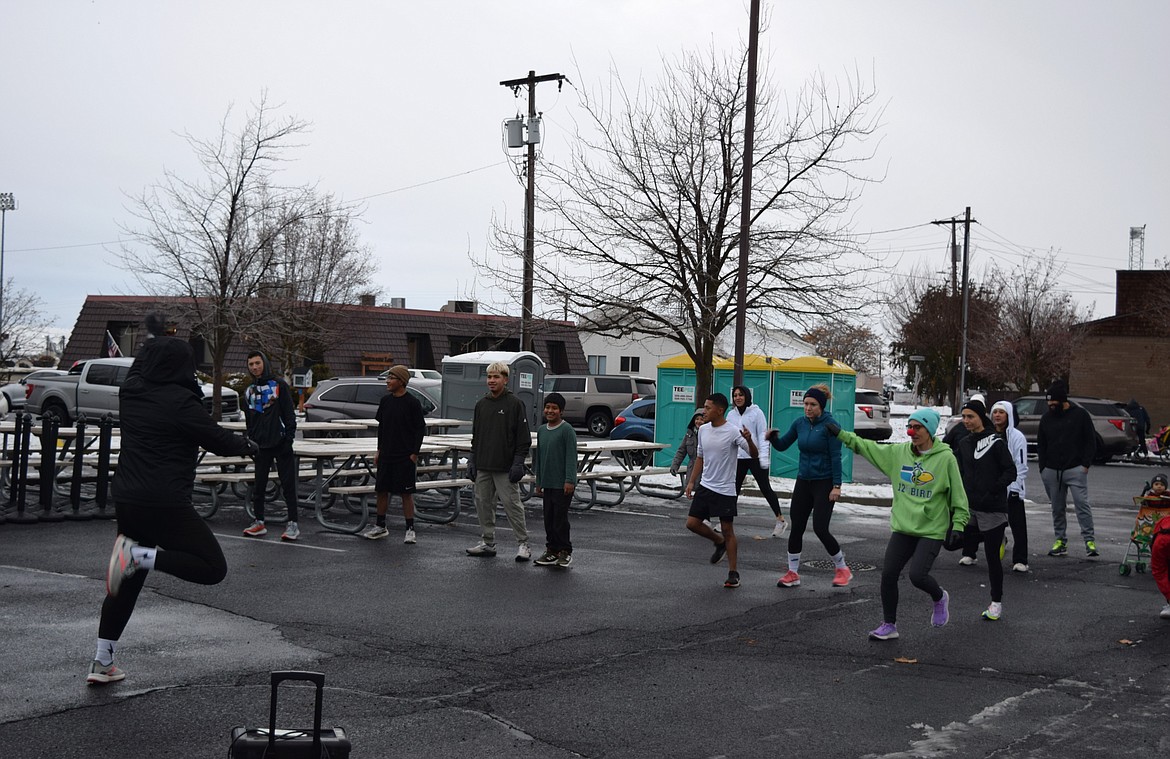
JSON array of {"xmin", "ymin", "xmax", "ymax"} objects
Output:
[{"xmin": 991, "ymin": 400, "xmax": 1028, "ymax": 498}]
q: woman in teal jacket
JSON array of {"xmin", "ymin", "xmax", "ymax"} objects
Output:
[
  {"xmin": 834, "ymin": 407, "xmax": 969, "ymax": 641},
  {"xmin": 766, "ymin": 384, "xmax": 851, "ymax": 588}
]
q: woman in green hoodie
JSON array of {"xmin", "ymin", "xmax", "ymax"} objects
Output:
[{"xmin": 832, "ymin": 407, "xmax": 969, "ymax": 640}]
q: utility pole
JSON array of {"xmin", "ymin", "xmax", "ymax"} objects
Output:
[
  {"xmin": 958, "ymin": 206, "xmax": 975, "ymax": 401},
  {"xmin": 500, "ymin": 70, "xmax": 565, "ymax": 353},
  {"xmin": 930, "ymin": 215, "xmax": 962, "ymax": 402},
  {"xmin": 732, "ymin": 0, "xmax": 761, "ymax": 388}
]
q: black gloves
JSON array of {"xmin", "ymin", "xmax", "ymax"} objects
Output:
[
  {"xmin": 509, "ymin": 462, "xmax": 526, "ymax": 483},
  {"xmin": 825, "ymin": 423, "xmax": 841, "ymax": 437},
  {"xmin": 943, "ymin": 525, "xmax": 964, "ymax": 551},
  {"xmin": 466, "ymin": 454, "xmax": 476, "ymax": 481},
  {"xmin": 244, "ymin": 437, "xmax": 260, "ymax": 457}
]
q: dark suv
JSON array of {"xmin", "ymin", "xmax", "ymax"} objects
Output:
[
  {"xmin": 544, "ymin": 374, "xmax": 657, "ymax": 436},
  {"xmin": 1012, "ymin": 395, "xmax": 1141, "ymax": 463}
]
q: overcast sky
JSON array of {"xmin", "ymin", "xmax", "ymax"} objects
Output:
[{"xmin": 2, "ymin": 0, "xmax": 1167, "ymax": 339}]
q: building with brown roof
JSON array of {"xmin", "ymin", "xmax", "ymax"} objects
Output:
[
  {"xmin": 1069, "ymin": 269, "xmax": 1170, "ymax": 428},
  {"xmin": 61, "ymin": 295, "xmax": 587, "ymax": 377}
]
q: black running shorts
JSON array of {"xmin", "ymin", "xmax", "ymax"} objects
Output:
[
  {"xmin": 688, "ymin": 484, "xmax": 737, "ymax": 521},
  {"xmin": 376, "ymin": 456, "xmax": 417, "ymax": 495}
]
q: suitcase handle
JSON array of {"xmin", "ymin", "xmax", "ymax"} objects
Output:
[{"xmin": 269, "ymin": 671, "xmax": 324, "ymax": 756}]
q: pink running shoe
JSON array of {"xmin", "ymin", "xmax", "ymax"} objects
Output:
[
  {"xmin": 832, "ymin": 567, "xmax": 853, "ymax": 587},
  {"xmin": 777, "ymin": 570, "xmax": 801, "ymax": 587}
]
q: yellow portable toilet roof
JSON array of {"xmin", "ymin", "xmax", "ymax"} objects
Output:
[
  {"xmin": 711, "ymin": 354, "xmax": 783, "ymax": 371},
  {"xmin": 779, "ymin": 356, "xmax": 857, "ymax": 375},
  {"xmin": 657, "ymin": 353, "xmax": 730, "ymax": 369}
]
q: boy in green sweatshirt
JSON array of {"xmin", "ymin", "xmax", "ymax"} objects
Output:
[
  {"xmin": 832, "ymin": 407, "xmax": 969, "ymax": 640},
  {"xmin": 533, "ymin": 392, "xmax": 578, "ymax": 568}
]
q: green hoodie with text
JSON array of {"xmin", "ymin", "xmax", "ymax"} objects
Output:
[{"xmin": 839, "ymin": 430, "xmax": 969, "ymax": 540}]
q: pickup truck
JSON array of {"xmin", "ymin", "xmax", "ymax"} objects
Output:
[{"xmin": 25, "ymin": 357, "xmax": 242, "ymax": 423}]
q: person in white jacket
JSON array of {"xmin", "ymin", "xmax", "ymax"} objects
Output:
[
  {"xmin": 728, "ymin": 386, "xmax": 787, "ymax": 538},
  {"xmin": 992, "ymin": 400, "xmax": 1030, "ymax": 572}
]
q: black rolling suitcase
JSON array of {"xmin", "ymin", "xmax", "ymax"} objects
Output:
[{"xmin": 229, "ymin": 671, "xmax": 351, "ymax": 758}]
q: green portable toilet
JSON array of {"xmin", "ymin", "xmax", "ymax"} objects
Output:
[
  {"xmin": 654, "ymin": 353, "xmax": 712, "ymax": 468},
  {"xmin": 769, "ymin": 356, "xmax": 857, "ymax": 482},
  {"xmin": 713, "ymin": 354, "xmax": 779, "ymax": 428}
]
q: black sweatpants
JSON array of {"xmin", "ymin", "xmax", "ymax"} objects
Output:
[
  {"xmin": 735, "ymin": 458, "xmax": 782, "ymax": 516},
  {"xmin": 981, "ymin": 523, "xmax": 1008, "ymax": 602},
  {"xmin": 1006, "ymin": 492, "xmax": 1028, "ymax": 565},
  {"xmin": 252, "ymin": 441, "xmax": 299, "ymax": 522},
  {"xmin": 542, "ymin": 488, "xmax": 572, "ymax": 554},
  {"xmin": 787, "ymin": 477, "xmax": 840, "ymax": 556},
  {"xmin": 98, "ymin": 500, "xmax": 228, "ymax": 640},
  {"xmin": 880, "ymin": 531, "xmax": 944, "ymax": 624}
]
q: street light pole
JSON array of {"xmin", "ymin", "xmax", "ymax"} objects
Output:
[{"xmin": 0, "ymin": 192, "xmax": 16, "ymax": 348}]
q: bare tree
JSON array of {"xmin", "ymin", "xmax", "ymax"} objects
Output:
[
  {"xmin": 482, "ymin": 47, "xmax": 881, "ymax": 399},
  {"xmin": 973, "ymin": 254, "xmax": 1090, "ymax": 392},
  {"xmin": 121, "ymin": 96, "xmax": 321, "ymax": 416},
  {"xmin": 245, "ymin": 194, "xmax": 379, "ymax": 374},
  {"xmin": 803, "ymin": 319, "xmax": 884, "ymax": 375},
  {"xmin": 0, "ymin": 279, "xmax": 53, "ymax": 367}
]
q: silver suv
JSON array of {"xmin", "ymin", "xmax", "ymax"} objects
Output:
[
  {"xmin": 544, "ymin": 374, "xmax": 656, "ymax": 436},
  {"xmin": 854, "ymin": 389, "xmax": 892, "ymax": 440},
  {"xmin": 303, "ymin": 376, "xmax": 442, "ymax": 436}
]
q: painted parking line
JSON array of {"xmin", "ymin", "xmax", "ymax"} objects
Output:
[{"xmin": 215, "ymin": 533, "xmax": 347, "ymax": 553}]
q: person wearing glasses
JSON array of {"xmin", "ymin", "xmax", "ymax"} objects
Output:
[{"xmin": 829, "ymin": 408, "xmax": 969, "ymax": 640}]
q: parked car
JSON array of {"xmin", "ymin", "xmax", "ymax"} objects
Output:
[
  {"xmin": 1012, "ymin": 394, "xmax": 1140, "ymax": 463},
  {"xmin": 610, "ymin": 397, "xmax": 656, "ymax": 466},
  {"xmin": 544, "ymin": 374, "xmax": 657, "ymax": 437},
  {"xmin": 853, "ymin": 389, "xmax": 892, "ymax": 440},
  {"xmin": 25, "ymin": 358, "xmax": 241, "ymax": 422},
  {"xmin": 378, "ymin": 367, "xmax": 442, "ymax": 381},
  {"xmin": 1, "ymin": 369, "xmax": 68, "ymax": 412},
  {"xmin": 303, "ymin": 376, "xmax": 443, "ymax": 435}
]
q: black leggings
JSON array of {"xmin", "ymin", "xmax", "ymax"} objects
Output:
[
  {"xmin": 252, "ymin": 442, "xmax": 300, "ymax": 522},
  {"xmin": 881, "ymin": 531, "xmax": 944, "ymax": 624},
  {"xmin": 735, "ymin": 459, "xmax": 782, "ymax": 516},
  {"xmin": 98, "ymin": 501, "xmax": 228, "ymax": 641},
  {"xmin": 981, "ymin": 523, "xmax": 1007, "ymax": 602},
  {"xmin": 787, "ymin": 478, "xmax": 840, "ymax": 556}
]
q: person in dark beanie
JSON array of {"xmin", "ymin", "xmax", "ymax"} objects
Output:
[
  {"xmin": 1037, "ymin": 379, "xmax": 1098, "ymax": 557},
  {"xmin": 533, "ymin": 392, "xmax": 578, "ymax": 568},
  {"xmin": 955, "ymin": 399, "xmax": 1016, "ymax": 620},
  {"xmin": 90, "ymin": 314, "xmax": 256, "ymax": 685},
  {"xmin": 242, "ymin": 351, "xmax": 300, "ymax": 541},
  {"xmin": 361, "ymin": 365, "xmax": 426, "ymax": 543}
]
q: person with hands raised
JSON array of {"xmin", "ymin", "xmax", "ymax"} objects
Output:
[
  {"xmin": 765, "ymin": 384, "xmax": 850, "ymax": 588},
  {"xmin": 832, "ymin": 407, "xmax": 969, "ymax": 641}
]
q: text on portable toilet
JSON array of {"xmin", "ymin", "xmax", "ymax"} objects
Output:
[{"xmin": 672, "ymin": 385, "xmax": 695, "ymax": 403}]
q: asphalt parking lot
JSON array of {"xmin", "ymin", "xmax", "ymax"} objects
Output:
[{"xmin": 2, "ymin": 462, "xmax": 1169, "ymax": 758}]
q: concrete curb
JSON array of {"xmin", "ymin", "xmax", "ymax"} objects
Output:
[{"xmin": 743, "ymin": 486, "xmax": 892, "ymax": 508}]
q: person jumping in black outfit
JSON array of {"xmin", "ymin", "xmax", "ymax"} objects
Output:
[{"xmin": 87, "ymin": 315, "xmax": 255, "ymax": 685}]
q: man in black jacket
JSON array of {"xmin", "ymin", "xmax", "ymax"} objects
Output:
[
  {"xmin": 89, "ymin": 316, "xmax": 255, "ymax": 685},
  {"xmin": 1037, "ymin": 379, "xmax": 1098, "ymax": 557},
  {"xmin": 242, "ymin": 351, "xmax": 300, "ymax": 541}
]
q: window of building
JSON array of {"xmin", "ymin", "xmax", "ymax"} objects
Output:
[
  {"xmin": 546, "ymin": 340, "xmax": 571, "ymax": 374},
  {"xmin": 587, "ymin": 355, "xmax": 607, "ymax": 374},
  {"xmin": 620, "ymin": 356, "xmax": 640, "ymax": 373}
]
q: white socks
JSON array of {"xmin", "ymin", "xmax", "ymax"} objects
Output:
[
  {"xmin": 787, "ymin": 553, "xmax": 801, "ymax": 573},
  {"xmin": 95, "ymin": 638, "xmax": 117, "ymax": 666},
  {"xmin": 832, "ymin": 551, "xmax": 847, "ymax": 569},
  {"xmin": 130, "ymin": 546, "xmax": 157, "ymax": 570}
]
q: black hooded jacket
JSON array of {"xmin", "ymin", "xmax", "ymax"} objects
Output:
[
  {"xmin": 1037, "ymin": 403, "xmax": 1095, "ymax": 471},
  {"xmin": 243, "ymin": 352, "xmax": 297, "ymax": 449},
  {"xmin": 956, "ymin": 425, "xmax": 1017, "ymax": 514},
  {"xmin": 112, "ymin": 337, "xmax": 253, "ymax": 507}
]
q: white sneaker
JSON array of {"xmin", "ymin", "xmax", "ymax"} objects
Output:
[
  {"xmin": 1161, "ymin": 603, "xmax": 1170, "ymax": 620},
  {"xmin": 516, "ymin": 542, "xmax": 532, "ymax": 562},
  {"xmin": 404, "ymin": 528, "xmax": 416, "ymax": 544},
  {"xmin": 1012, "ymin": 563, "xmax": 1029, "ymax": 573},
  {"xmin": 466, "ymin": 541, "xmax": 497, "ymax": 557},
  {"xmin": 361, "ymin": 525, "xmax": 389, "ymax": 540},
  {"xmin": 958, "ymin": 556, "xmax": 977, "ymax": 566},
  {"xmin": 709, "ymin": 520, "xmax": 722, "ymax": 533},
  {"xmin": 280, "ymin": 522, "xmax": 300, "ymax": 541},
  {"xmin": 772, "ymin": 519, "xmax": 788, "ymax": 538},
  {"xmin": 982, "ymin": 601, "xmax": 1003, "ymax": 621}
]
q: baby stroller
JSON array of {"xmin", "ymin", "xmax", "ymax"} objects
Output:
[
  {"xmin": 1148, "ymin": 426, "xmax": 1170, "ymax": 463},
  {"xmin": 1120, "ymin": 494, "xmax": 1170, "ymax": 575}
]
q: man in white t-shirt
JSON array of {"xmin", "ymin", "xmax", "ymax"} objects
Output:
[{"xmin": 684, "ymin": 392, "xmax": 758, "ymax": 588}]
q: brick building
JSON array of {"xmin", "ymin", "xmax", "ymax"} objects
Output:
[
  {"xmin": 1069, "ymin": 270, "xmax": 1170, "ymax": 428},
  {"xmin": 60, "ymin": 295, "xmax": 588, "ymax": 377}
]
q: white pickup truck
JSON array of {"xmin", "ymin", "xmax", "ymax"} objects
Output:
[{"xmin": 25, "ymin": 357, "xmax": 242, "ymax": 423}]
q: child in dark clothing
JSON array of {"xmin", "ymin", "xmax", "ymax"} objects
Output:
[{"xmin": 533, "ymin": 393, "xmax": 578, "ymax": 568}]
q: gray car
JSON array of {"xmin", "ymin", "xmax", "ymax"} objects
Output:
[
  {"xmin": 1, "ymin": 369, "xmax": 67, "ymax": 411},
  {"xmin": 1012, "ymin": 394, "xmax": 1141, "ymax": 463},
  {"xmin": 303, "ymin": 376, "xmax": 442, "ymax": 436}
]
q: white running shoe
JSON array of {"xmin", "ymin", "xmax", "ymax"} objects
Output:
[
  {"xmin": 361, "ymin": 525, "xmax": 389, "ymax": 540},
  {"xmin": 1011, "ymin": 563, "xmax": 1028, "ymax": 573},
  {"xmin": 404, "ymin": 528, "xmax": 416, "ymax": 544},
  {"xmin": 958, "ymin": 556, "xmax": 977, "ymax": 566},
  {"xmin": 1161, "ymin": 603, "xmax": 1170, "ymax": 620},
  {"xmin": 516, "ymin": 542, "xmax": 532, "ymax": 562},
  {"xmin": 772, "ymin": 519, "xmax": 788, "ymax": 538}
]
